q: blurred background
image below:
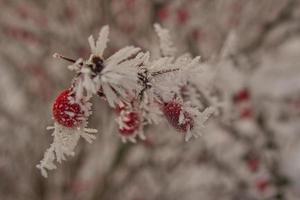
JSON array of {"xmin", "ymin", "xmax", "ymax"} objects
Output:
[{"xmin": 0, "ymin": 0, "xmax": 300, "ymax": 199}]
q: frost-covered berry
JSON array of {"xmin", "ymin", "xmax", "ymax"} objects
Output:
[
  {"xmin": 52, "ymin": 89, "xmax": 87, "ymax": 128},
  {"xmin": 119, "ymin": 111, "xmax": 140, "ymax": 136},
  {"xmin": 38, "ymin": 90, "xmax": 95, "ymax": 177},
  {"xmin": 162, "ymin": 101, "xmax": 194, "ymax": 132},
  {"xmin": 115, "ymin": 101, "xmax": 144, "ymax": 142}
]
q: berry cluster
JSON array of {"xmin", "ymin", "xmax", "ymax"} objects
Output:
[{"xmin": 37, "ymin": 24, "xmax": 216, "ymax": 177}]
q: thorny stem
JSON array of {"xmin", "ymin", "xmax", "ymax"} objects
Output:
[
  {"xmin": 53, "ymin": 53, "xmax": 77, "ymax": 63},
  {"xmin": 151, "ymin": 68, "xmax": 180, "ymax": 76},
  {"xmin": 138, "ymin": 68, "xmax": 180, "ymax": 100},
  {"xmin": 53, "ymin": 51, "xmax": 180, "ymax": 79}
]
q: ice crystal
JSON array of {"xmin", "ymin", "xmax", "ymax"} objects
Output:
[{"xmin": 37, "ymin": 123, "xmax": 97, "ymax": 177}]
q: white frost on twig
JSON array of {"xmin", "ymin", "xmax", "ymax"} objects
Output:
[
  {"xmin": 89, "ymin": 25, "xmax": 109, "ymax": 57},
  {"xmin": 154, "ymin": 23, "xmax": 176, "ymax": 57},
  {"xmin": 37, "ymin": 122, "xmax": 97, "ymax": 178}
]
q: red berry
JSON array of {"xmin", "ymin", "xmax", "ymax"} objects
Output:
[
  {"xmin": 177, "ymin": 9, "xmax": 189, "ymax": 25},
  {"xmin": 119, "ymin": 111, "xmax": 140, "ymax": 136},
  {"xmin": 191, "ymin": 29, "xmax": 204, "ymax": 41},
  {"xmin": 52, "ymin": 89, "xmax": 86, "ymax": 128},
  {"xmin": 240, "ymin": 107, "xmax": 253, "ymax": 119},
  {"xmin": 70, "ymin": 180, "xmax": 90, "ymax": 194},
  {"xmin": 247, "ymin": 158, "xmax": 260, "ymax": 172},
  {"xmin": 256, "ymin": 179, "xmax": 269, "ymax": 193},
  {"xmin": 162, "ymin": 101, "xmax": 194, "ymax": 132},
  {"xmin": 233, "ymin": 88, "xmax": 250, "ymax": 103},
  {"xmin": 125, "ymin": 0, "xmax": 135, "ymax": 9},
  {"xmin": 157, "ymin": 6, "xmax": 169, "ymax": 22},
  {"xmin": 116, "ymin": 102, "xmax": 141, "ymax": 137}
]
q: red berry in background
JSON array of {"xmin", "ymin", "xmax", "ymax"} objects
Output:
[
  {"xmin": 70, "ymin": 180, "xmax": 91, "ymax": 195},
  {"xmin": 177, "ymin": 9, "xmax": 189, "ymax": 25},
  {"xmin": 256, "ymin": 179, "xmax": 269, "ymax": 193},
  {"xmin": 162, "ymin": 101, "xmax": 194, "ymax": 132},
  {"xmin": 240, "ymin": 107, "xmax": 253, "ymax": 119},
  {"xmin": 52, "ymin": 89, "xmax": 86, "ymax": 128},
  {"xmin": 125, "ymin": 0, "xmax": 135, "ymax": 9},
  {"xmin": 157, "ymin": 6, "xmax": 169, "ymax": 22},
  {"xmin": 247, "ymin": 158, "xmax": 260, "ymax": 172},
  {"xmin": 233, "ymin": 88, "xmax": 250, "ymax": 103},
  {"xmin": 191, "ymin": 29, "xmax": 205, "ymax": 42}
]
